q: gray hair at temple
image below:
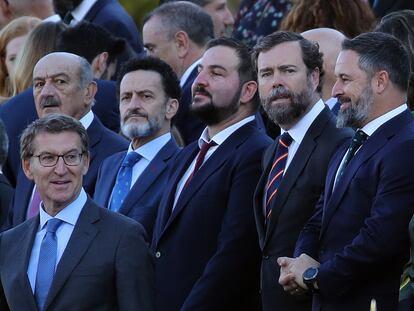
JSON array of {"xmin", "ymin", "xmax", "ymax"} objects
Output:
[{"xmin": 20, "ymin": 113, "xmax": 89, "ymax": 160}]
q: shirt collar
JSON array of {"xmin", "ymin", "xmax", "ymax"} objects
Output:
[
  {"xmin": 79, "ymin": 110, "xmax": 94, "ymax": 130},
  {"xmin": 198, "ymin": 115, "xmax": 255, "ymax": 148},
  {"xmin": 283, "ymin": 99, "xmax": 325, "ymax": 145},
  {"xmin": 325, "ymin": 97, "xmax": 337, "ymax": 110},
  {"xmin": 127, "ymin": 133, "xmax": 171, "ymax": 161},
  {"xmin": 71, "ymin": 0, "xmax": 98, "ymax": 23},
  {"xmin": 361, "ymin": 103, "xmax": 408, "ymax": 136},
  {"xmin": 180, "ymin": 59, "xmax": 201, "ymax": 87},
  {"xmin": 39, "ymin": 188, "xmax": 87, "ymax": 230}
]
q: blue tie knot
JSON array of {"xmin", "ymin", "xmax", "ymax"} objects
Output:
[
  {"xmin": 46, "ymin": 218, "xmax": 62, "ymax": 233},
  {"xmin": 122, "ymin": 152, "xmax": 141, "ymax": 168}
]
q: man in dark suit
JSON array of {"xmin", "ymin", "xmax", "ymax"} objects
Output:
[
  {"xmin": 0, "ymin": 113, "xmax": 153, "ymax": 310},
  {"xmin": 143, "ymin": 2, "xmax": 214, "ymax": 145},
  {"xmin": 152, "ymin": 37, "xmax": 271, "ymax": 311},
  {"xmin": 279, "ymin": 32, "xmax": 414, "ymax": 311},
  {"xmin": 53, "ymin": 0, "xmax": 143, "ymax": 53},
  {"xmin": 252, "ymin": 31, "xmax": 353, "ymax": 311},
  {"xmin": 94, "ymin": 57, "xmax": 181, "ymax": 240},
  {"xmin": 5, "ymin": 53, "xmax": 127, "ymax": 229},
  {"xmin": 0, "ymin": 120, "xmax": 13, "ymax": 227}
]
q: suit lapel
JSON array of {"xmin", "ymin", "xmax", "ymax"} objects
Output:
[
  {"xmin": 100, "ymin": 153, "xmax": 123, "ymax": 206},
  {"xmin": 86, "ymin": 116, "xmax": 103, "ymax": 164},
  {"xmin": 83, "ymin": 0, "xmax": 107, "ymax": 22},
  {"xmin": 44, "ymin": 200, "xmax": 99, "ymax": 309}
]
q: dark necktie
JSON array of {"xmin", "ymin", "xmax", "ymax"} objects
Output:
[
  {"xmin": 335, "ymin": 129, "xmax": 368, "ymax": 185},
  {"xmin": 184, "ymin": 140, "xmax": 217, "ymax": 188},
  {"xmin": 35, "ymin": 218, "xmax": 63, "ymax": 311},
  {"xmin": 63, "ymin": 11, "xmax": 74, "ymax": 25},
  {"xmin": 265, "ymin": 132, "xmax": 293, "ymax": 219},
  {"xmin": 110, "ymin": 152, "xmax": 142, "ymax": 211}
]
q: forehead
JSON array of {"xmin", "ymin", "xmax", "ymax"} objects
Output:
[
  {"xmin": 32, "ymin": 131, "xmax": 82, "ymax": 153},
  {"xmin": 204, "ymin": 0, "xmax": 227, "ymax": 9},
  {"xmin": 33, "ymin": 55, "xmax": 80, "ymax": 79},
  {"xmin": 201, "ymin": 46, "xmax": 239, "ymax": 71},
  {"xmin": 120, "ymin": 69, "xmax": 164, "ymax": 93},
  {"xmin": 257, "ymin": 41, "xmax": 305, "ymax": 69},
  {"xmin": 335, "ymin": 50, "xmax": 365, "ymax": 77},
  {"xmin": 143, "ymin": 16, "xmax": 169, "ymax": 42}
]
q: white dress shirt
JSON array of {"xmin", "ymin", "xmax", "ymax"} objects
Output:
[{"xmin": 180, "ymin": 59, "xmax": 201, "ymax": 87}]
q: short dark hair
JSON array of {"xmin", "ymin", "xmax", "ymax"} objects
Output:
[
  {"xmin": 0, "ymin": 119, "xmax": 8, "ymax": 167},
  {"xmin": 342, "ymin": 32, "xmax": 411, "ymax": 92},
  {"xmin": 252, "ymin": 31, "xmax": 324, "ymax": 93},
  {"xmin": 144, "ymin": 1, "xmax": 214, "ymax": 47},
  {"xmin": 57, "ymin": 21, "xmax": 126, "ymax": 66},
  {"xmin": 20, "ymin": 114, "xmax": 89, "ymax": 160},
  {"xmin": 117, "ymin": 56, "xmax": 182, "ymax": 101}
]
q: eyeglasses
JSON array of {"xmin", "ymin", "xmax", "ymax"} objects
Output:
[{"xmin": 32, "ymin": 152, "xmax": 84, "ymax": 167}]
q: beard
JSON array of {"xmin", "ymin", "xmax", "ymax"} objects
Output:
[
  {"xmin": 121, "ymin": 109, "xmax": 163, "ymax": 140},
  {"xmin": 336, "ymin": 86, "xmax": 373, "ymax": 128},
  {"xmin": 190, "ymin": 84, "xmax": 241, "ymax": 125},
  {"xmin": 261, "ymin": 80, "xmax": 314, "ymax": 127},
  {"xmin": 53, "ymin": 0, "xmax": 83, "ymax": 17}
]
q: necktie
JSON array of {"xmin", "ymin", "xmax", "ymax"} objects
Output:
[
  {"xmin": 265, "ymin": 132, "xmax": 293, "ymax": 220},
  {"xmin": 335, "ymin": 129, "xmax": 368, "ymax": 185},
  {"xmin": 110, "ymin": 152, "xmax": 142, "ymax": 211},
  {"xmin": 27, "ymin": 187, "xmax": 41, "ymax": 219},
  {"xmin": 35, "ymin": 218, "xmax": 63, "ymax": 311},
  {"xmin": 184, "ymin": 140, "xmax": 217, "ymax": 188},
  {"xmin": 63, "ymin": 11, "xmax": 74, "ymax": 25}
]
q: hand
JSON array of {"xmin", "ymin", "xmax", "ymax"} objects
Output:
[
  {"xmin": 277, "ymin": 257, "xmax": 305, "ymax": 295},
  {"xmin": 288, "ymin": 253, "xmax": 320, "ymax": 289}
]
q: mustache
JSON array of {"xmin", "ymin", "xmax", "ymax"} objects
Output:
[
  {"xmin": 266, "ymin": 86, "xmax": 293, "ymax": 102},
  {"xmin": 123, "ymin": 109, "xmax": 148, "ymax": 122},
  {"xmin": 40, "ymin": 96, "xmax": 60, "ymax": 108},
  {"xmin": 192, "ymin": 85, "xmax": 212, "ymax": 99},
  {"xmin": 337, "ymin": 95, "xmax": 351, "ymax": 105}
]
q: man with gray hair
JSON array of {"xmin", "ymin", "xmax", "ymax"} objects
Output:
[
  {"xmin": 143, "ymin": 1, "xmax": 214, "ymax": 144},
  {"xmin": 0, "ymin": 119, "xmax": 13, "ymax": 227},
  {"xmin": 6, "ymin": 52, "xmax": 128, "ymax": 229}
]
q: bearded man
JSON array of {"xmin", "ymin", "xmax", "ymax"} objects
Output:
[
  {"xmin": 93, "ymin": 56, "xmax": 180, "ymax": 240},
  {"xmin": 252, "ymin": 31, "xmax": 352, "ymax": 311}
]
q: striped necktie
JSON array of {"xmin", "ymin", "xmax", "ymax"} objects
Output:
[{"xmin": 265, "ymin": 132, "xmax": 293, "ymax": 220}]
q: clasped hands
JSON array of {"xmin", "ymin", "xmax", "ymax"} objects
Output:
[{"xmin": 277, "ymin": 253, "xmax": 320, "ymax": 296}]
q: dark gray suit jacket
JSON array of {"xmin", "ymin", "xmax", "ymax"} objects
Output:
[
  {"xmin": 253, "ymin": 106, "xmax": 353, "ymax": 311},
  {"xmin": 0, "ymin": 198, "xmax": 154, "ymax": 310}
]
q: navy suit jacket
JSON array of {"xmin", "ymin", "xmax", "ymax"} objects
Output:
[
  {"xmin": 0, "ymin": 198, "xmax": 154, "ymax": 311},
  {"xmin": 253, "ymin": 107, "xmax": 353, "ymax": 311},
  {"xmin": 0, "ymin": 80, "xmax": 121, "ymax": 186},
  {"xmin": 84, "ymin": 0, "xmax": 143, "ymax": 53},
  {"xmin": 152, "ymin": 120, "xmax": 271, "ymax": 311},
  {"xmin": 0, "ymin": 174, "xmax": 13, "ymax": 228},
  {"xmin": 295, "ymin": 109, "xmax": 414, "ymax": 311},
  {"xmin": 94, "ymin": 138, "xmax": 180, "ymax": 239},
  {"xmin": 6, "ymin": 116, "xmax": 128, "ymax": 229}
]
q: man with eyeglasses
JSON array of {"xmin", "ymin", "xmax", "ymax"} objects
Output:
[
  {"xmin": 3, "ymin": 52, "xmax": 127, "ymax": 231},
  {"xmin": 0, "ymin": 113, "xmax": 154, "ymax": 310}
]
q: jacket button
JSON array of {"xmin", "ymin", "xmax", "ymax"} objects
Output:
[{"xmin": 155, "ymin": 251, "xmax": 161, "ymax": 258}]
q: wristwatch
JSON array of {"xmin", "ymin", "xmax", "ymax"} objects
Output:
[{"xmin": 303, "ymin": 266, "xmax": 319, "ymax": 292}]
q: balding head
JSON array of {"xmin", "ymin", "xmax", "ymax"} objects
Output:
[{"xmin": 302, "ymin": 28, "xmax": 346, "ymax": 101}]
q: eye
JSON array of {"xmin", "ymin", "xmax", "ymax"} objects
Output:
[
  {"xmin": 33, "ymin": 81, "xmax": 45, "ymax": 89},
  {"xmin": 260, "ymin": 71, "xmax": 272, "ymax": 78},
  {"xmin": 39, "ymin": 153, "xmax": 56, "ymax": 164},
  {"xmin": 55, "ymin": 79, "xmax": 66, "ymax": 85}
]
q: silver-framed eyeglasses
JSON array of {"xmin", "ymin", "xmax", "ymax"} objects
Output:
[{"xmin": 32, "ymin": 151, "xmax": 84, "ymax": 167}]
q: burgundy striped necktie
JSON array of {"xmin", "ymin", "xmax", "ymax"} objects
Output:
[{"xmin": 265, "ymin": 132, "xmax": 293, "ymax": 220}]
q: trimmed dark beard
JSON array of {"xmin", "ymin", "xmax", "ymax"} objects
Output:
[
  {"xmin": 190, "ymin": 85, "xmax": 242, "ymax": 126},
  {"xmin": 336, "ymin": 86, "xmax": 373, "ymax": 128},
  {"xmin": 261, "ymin": 80, "xmax": 314, "ymax": 127}
]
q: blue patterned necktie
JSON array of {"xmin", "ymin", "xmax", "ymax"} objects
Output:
[
  {"xmin": 265, "ymin": 132, "xmax": 293, "ymax": 220},
  {"xmin": 110, "ymin": 151, "xmax": 142, "ymax": 211},
  {"xmin": 35, "ymin": 218, "xmax": 63, "ymax": 311}
]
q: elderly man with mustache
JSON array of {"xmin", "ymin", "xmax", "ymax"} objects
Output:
[
  {"xmin": 93, "ymin": 56, "xmax": 181, "ymax": 241},
  {"xmin": 251, "ymin": 31, "xmax": 352, "ymax": 311}
]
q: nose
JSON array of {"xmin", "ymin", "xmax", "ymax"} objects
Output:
[
  {"xmin": 129, "ymin": 93, "xmax": 143, "ymax": 109},
  {"xmin": 192, "ymin": 70, "xmax": 207, "ymax": 89},
  {"xmin": 223, "ymin": 8, "xmax": 234, "ymax": 26},
  {"xmin": 331, "ymin": 80, "xmax": 343, "ymax": 98},
  {"xmin": 54, "ymin": 157, "xmax": 68, "ymax": 175},
  {"xmin": 271, "ymin": 73, "xmax": 284, "ymax": 89},
  {"xmin": 39, "ymin": 80, "xmax": 56, "ymax": 97}
]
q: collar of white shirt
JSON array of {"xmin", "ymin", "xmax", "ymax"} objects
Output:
[
  {"xmin": 79, "ymin": 110, "xmax": 94, "ymax": 130},
  {"xmin": 180, "ymin": 58, "xmax": 201, "ymax": 88},
  {"xmin": 127, "ymin": 132, "xmax": 172, "ymax": 162}
]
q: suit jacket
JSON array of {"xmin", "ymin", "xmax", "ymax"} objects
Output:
[
  {"xmin": 6, "ymin": 116, "xmax": 128, "ymax": 230},
  {"xmin": 0, "ymin": 80, "xmax": 121, "ymax": 186},
  {"xmin": 0, "ymin": 198, "xmax": 154, "ymax": 311},
  {"xmin": 253, "ymin": 107, "xmax": 353, "ymax": 311},
  {"xmin": 84, "ymin": 0, "xmax": 143, "ymax": 53},
  {"xmin": 0, "ymin": 174, "xmax": 13, "ymax": 228},
  {"xmin": 152, "ymin": 120, "xmax": 271, "ymax": 311},
  {"xmin": 295, "ymin": 109, "xmax": 414, "ymax": 311},
  {"xmin": 94, "ymin": 138, "xmax": 180, "ymax": 240}
]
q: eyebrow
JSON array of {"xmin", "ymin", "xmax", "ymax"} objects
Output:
[{"xmin": 33, "ymin": 72, "xmax": 71, "ymax": 82}]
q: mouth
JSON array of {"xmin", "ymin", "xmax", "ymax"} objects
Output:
[
  {"xmin": 124, "ymin": 114, "xmax": 147, "ymax": 122},
  {"xmin": 40, "ymin": 97, "xmax": 60, "ymax": 109},
  {"xmin": 269, "ymin": 96, "xmax": 291, "ymax": 105}
]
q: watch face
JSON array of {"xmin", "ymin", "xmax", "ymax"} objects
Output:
[{"xmin": 303, "ymin": 267, "xmax": 318, "ymax": 281}]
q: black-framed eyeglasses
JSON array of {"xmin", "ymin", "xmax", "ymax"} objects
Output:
[{"xmin": 32, "ymin": 152, "xmax": 84, "ymax": 167}]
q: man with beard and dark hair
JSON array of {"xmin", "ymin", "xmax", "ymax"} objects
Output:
[
  {"xmin": 4, "ymin": 52, "xmax": 128, "ymax": 230},
  {"xmin": 93, "ymin": 57, "xmax": 181, "ymax": 240},
  {"xmin": 151, "ymin": 37, "xmax": 271, "ymax": 311},
  {"xmin": 279, "ymin": 32, "xmax": 414, "ymax": 311},
  {"xmin": 52, "ymin": 0, "xmax": 142, "ymax": 53},
  {"xmin": 251, "ymin": 31, "xmax": 352, "ymax": 311}
]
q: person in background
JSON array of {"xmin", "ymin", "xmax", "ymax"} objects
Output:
[{"xmin": 0, "ymin": 118, "xmax": 13, "ymax": 227}]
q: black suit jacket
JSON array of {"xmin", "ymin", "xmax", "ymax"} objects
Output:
[
  {"xmin": 0, "ymin": 80, "xmax": 121, "ymax": 186},
  {"xmin": 253, "ymin": 106, "xmax": 353, "ymax": 311},
  {"xmin": 0, "ymin": 174, "xmax": 13, "ymax": 228},
  {"xmin": 0, "ymin": 198, "xmax": 154, "ymax": 310}
]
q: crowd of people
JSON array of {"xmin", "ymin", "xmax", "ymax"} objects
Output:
[{"xmin": 0, "ymin": 0, "xmax": 413, "ymax": 310}]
